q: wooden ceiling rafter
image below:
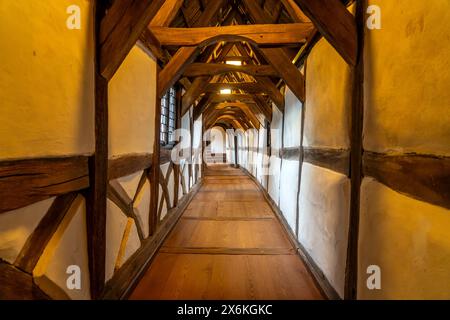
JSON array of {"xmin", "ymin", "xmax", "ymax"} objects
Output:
[
  {"xmin": 99, "ymin": 0, "xmax": 165, "ymax": 80},
  {"xmin": 157, "ymin": 0, "xmax": 227, "ymax": 98},
  {"xmin": 293, "ymin": 0, "xmax": 357, "ymax": 66},
  {"xmin": 241, "ymin": 0, "xmax": 307, "ymax": 102},
  {"xmin": 150, "ymin": 23, "xmax": 314, "ymax": 47},
  {"xmin": 153, "ymin": 0, "xmax": 357, "ymax": 132}
]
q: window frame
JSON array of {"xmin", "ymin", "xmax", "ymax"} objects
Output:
[{"xmin": 160, "ymin": 86, "xmax": 178, "ymax": 148}]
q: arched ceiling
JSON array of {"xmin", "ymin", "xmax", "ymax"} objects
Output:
[{"xmin": 100, "ymin": 0, "xmax": 357, "ymax": 131}]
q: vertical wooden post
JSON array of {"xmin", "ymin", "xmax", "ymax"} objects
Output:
[
  {"xmin": 86, "ymin": 1, "xmax": 108, "ymax": 300},
  {"xmin": 149, "ymin": 72, "xmax": 162, "ymax": 236},
  {"xmin": 345, "ymin": 0, "xmax": 365, "ymax": 300}
]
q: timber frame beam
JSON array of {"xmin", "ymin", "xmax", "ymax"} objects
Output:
[{"xmin": 150, "ymin": 23, "xmax": 314, "ymax": 47}]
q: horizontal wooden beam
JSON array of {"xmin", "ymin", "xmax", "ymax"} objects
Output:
[
  {"xmin": 209, "ymin": 93, "xmax": 266, "ymax": 104},
  {"xmin": 205, "ymin": 82, "xmax": 268, "ymax": 94},
  {"xmin": 108, "ymin": 154, "xmax": 153, "ymax": 180},
  {"xmin": 303, "ymin": 147, "xmax": 350, "ymax": 176},
  {"xmin": 294, "ymin": 0, "xmax": 357, "ymax": 66},
  {"xmin": 160, "ymin": 149, "xmax": 172, "ymax": 165},
  {"xmin": 183, "ymin": 63, "xmax": 279, "ymax": 77},
  {"xmin": 280, "ymin": 147, "xmax": 301, "ymax": 161},
  {"xmin": 0, "ymin": 156, "xmax": 89, "ymax": 214},
  {"xmin": 363, "ymin": 152, "xmax": 450, "ymax": 210},
  {"xmin": 150, "ymin": 23, "xmax": 314, "ymax": 46}
]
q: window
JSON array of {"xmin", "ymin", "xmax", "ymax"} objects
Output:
[{"xmin": 160, "ymin": 87, "xmax": 177, "ymax": 146}]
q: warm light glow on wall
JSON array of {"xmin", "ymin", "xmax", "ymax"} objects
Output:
[
  {"xmin": 226, "ymin": 60, "xmax": 242, "ymax": 66},
  {"xmin": 220, "ymin": 89, "xmax": 231, "ymax": 95}
]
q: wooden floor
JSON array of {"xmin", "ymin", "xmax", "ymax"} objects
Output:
[{"xmin": 129, "ymin": 165, "xmax": 324, "ymax": 300}]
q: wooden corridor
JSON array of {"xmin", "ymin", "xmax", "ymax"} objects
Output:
[{"xmin": 129, "ymin": 165, "xmax": 323, "ymax": 300}]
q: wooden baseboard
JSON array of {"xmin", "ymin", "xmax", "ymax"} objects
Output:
[
  {"xmin": 241, "ymin": 167, "xmax": 341, "ymax": 300},
  {"xmin": 101, "ymin": 179, "xmax": 203, "ymax": 300}
]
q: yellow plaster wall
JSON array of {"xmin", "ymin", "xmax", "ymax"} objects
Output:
[
  {"xmin": 108, "ymin": 44, "xmax": 157, "ymax": 158},
  {"xmin": 304, "ymin": 38, "xmax": 352, "ymax": 149},
  {"xmin": 0, "ymin": 0, "xmax": 95, "ymax": 159},
  {"xmin": 358, "ymin": 178, "xmax": 450, "ymax": 299},
  {"xmin": 359, "ymin": 0, "xmax": 450, "ymax": 299},
  {"xmin": 364, "ymin": 0, "xmax": 450, "ymax": 155}
]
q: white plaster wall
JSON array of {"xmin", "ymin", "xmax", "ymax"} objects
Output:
[
  {"xmin": 267, "ymin": 156, "xmax": 281, "ymax": 206},
  {"xmin": 279, "ymin": 159, "xmax": 299, "ymax": 233},
  {"xmin": 225, "ymin": 130, "xmax": 234, "ymax": 164},
  {"xmin": 283, "ymin": 87, "xmax": 302, "ymax": 148},
  {"xmin": 181, "ymin": 112, "xmax": 191, "ymax": 192},
  {"xmin": 241, "ymin": 132, "xmax": 248, "ymax": 168},
  {"xmin": 193, "ymin": 116, "xmax": 203, "ymax": 173},
  {"xmin": 117, "ymin": 171, "xmax": 143, "ymax": 200},
  {"xmin": 364, "ymin": 0, "xmax": 450, "ymax": 155},
  {"xmin": 0, "ymin": 198, "xmax": 53, "ymax": 263},
  {"xmin": 210, "ymin": 127, "xmax": 226, "ymax": 154},
  {"xmin": 267, "ymin": 105, "xmax": 283, "ymax": 205},
  {"xmin": 256, "ymin": 128, "xmax": 266, "ymax": 185},
  {"xmin": 304, "ymin": 38, "xmax": 351, "ymax": 149},
  {"xmin": 0, "ymin": 0, "xmax": 95, "ymax": 159},
  {"xmin": 358, "ymin": 178, "xmax": 450, "ymax": 299},
  {"xmin": 298, "ymin": 163, "xmax": 350, "ymax": 298},
  {"xmin": 108, "ymin": 45, "xmax": 157, "ymax": 158},
  {"xmin": 34, "ymin": 195, "xmax": 91, "ymax": 300},
  {"xmin": 248, "ymin": 129, "xmax": 259, "ymax": 176}
]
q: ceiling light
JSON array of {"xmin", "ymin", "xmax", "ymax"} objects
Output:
[
  {"xmin": 226, "ymin": 60, "xmax": 242, "ymax": 66},
  {"xmin": 220, "ymin": 89, "xmax": 231, "ymax": 95}
]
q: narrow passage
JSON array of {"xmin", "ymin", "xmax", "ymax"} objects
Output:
[{"xmin": 130, "ymin": 165, "xmax": 323, "ymax": 300}]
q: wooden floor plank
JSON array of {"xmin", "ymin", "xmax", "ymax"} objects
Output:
[
  {"xmin": 164, "ymin": 219, "xmax": 292, "ymax": 249},
  {"xmin": 129, "ymin": 164, "xmax": 324, "ymax": 300},
  {"xmin": 130, "ymin": 254, "xmax": 323, "ymax": 300},
  {"xmin": 159, "ymin": 247, "xmax": 295, "ymax": 255}
]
